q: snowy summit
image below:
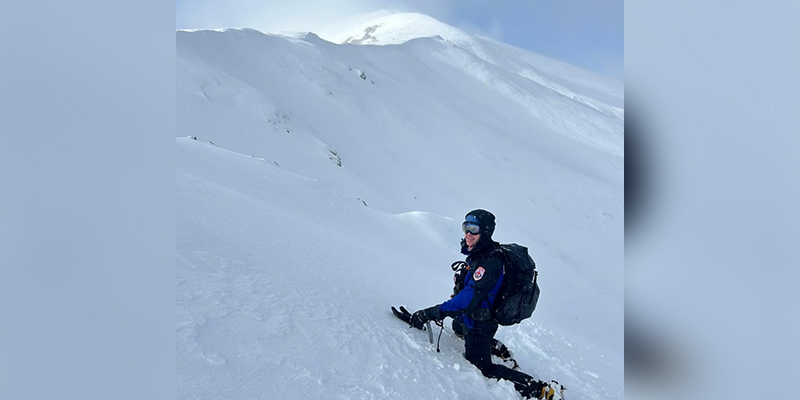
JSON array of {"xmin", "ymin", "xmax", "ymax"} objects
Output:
[
  {"xmin": 177, "ymin": 10, "xmax": 623, "ymax": 400},
  {"xmin": 320, "ymin": 11, "xmax": 476, "ymax": 46}
]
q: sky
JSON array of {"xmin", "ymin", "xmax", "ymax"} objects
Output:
[{"xmin": 176, "ymin": 0, "xmax": 623, "ymax": 80}]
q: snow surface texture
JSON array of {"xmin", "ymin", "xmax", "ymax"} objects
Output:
[{"xmin": 177, "ymin": 11, "xmax": 623, "ymax": 400}]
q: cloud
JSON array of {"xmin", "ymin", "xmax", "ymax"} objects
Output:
[
  {"xmin": 180, "ymin": 0, "xmax": 350, "ymax": 32},
  {"xmin": 176, "ymin": 0, "xmax": 449, "ymax": 35},
  {"xmin": 452, "ymin": 17, "xmax": 504, "ymax": 42}
]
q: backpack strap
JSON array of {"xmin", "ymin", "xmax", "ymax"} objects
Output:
[{"xmin": 493, "ymin": 246, "xmax": 510, "ymax": 275}]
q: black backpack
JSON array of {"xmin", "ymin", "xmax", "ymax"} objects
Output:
[{"xmin": 492, "ymin": 243, "xmax": 540, "ymax": 326}]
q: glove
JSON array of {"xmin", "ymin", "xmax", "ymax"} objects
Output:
[{"xmin": 410, "ymin": 306, "xmax": 441, "ymax": 330}]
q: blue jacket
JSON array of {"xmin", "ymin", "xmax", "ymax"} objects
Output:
[{"xmin": 438, "ymin": 243, "xmax": 504, "ymax": 329}]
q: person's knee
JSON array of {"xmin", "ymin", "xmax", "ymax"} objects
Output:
[
  {"xmin": 464, "ymin": 349, "xmax": 480, "ymax": 366},
  {"xmin": 465, "ymin": 352, "xmax": 494, "ymax": 376},
  {"xmin": 474, "ymin": 362, "xmax": 498, "ymax": 379}
]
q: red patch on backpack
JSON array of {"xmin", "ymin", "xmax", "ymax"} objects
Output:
[{"xmin": 473, "ymin": 267, "xmax": 485, "ymax": 281}]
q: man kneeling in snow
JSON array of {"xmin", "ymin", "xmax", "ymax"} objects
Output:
[{"xmin": 410, "ymin": 209, "xmax": 548, "ymax": 399}]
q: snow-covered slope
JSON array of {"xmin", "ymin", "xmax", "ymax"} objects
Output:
[
  {"xmin": 177, "ymin": 11, "xmax": 623, "ymax": 400},
  {"xmin": 321, "ymin": 12, "xmax": 624, "ymax": 111}
]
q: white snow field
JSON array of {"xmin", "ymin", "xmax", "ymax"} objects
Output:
[{"xmin": 177, "ymin": 12, "xmax": 623, "ymax": 400}]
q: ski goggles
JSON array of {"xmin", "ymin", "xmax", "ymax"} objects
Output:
[{"xmin": 462, "ymin": 222, "xmax": 481, "ymax": 235}]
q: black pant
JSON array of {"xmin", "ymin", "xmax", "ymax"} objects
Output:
[
  {"xmin": 461, "ymin": 319, "xmax": 535, "ymax": 388},
  {"xmin": 452, "ymin": 318, "xmax": 505, "ymax": 356}
]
